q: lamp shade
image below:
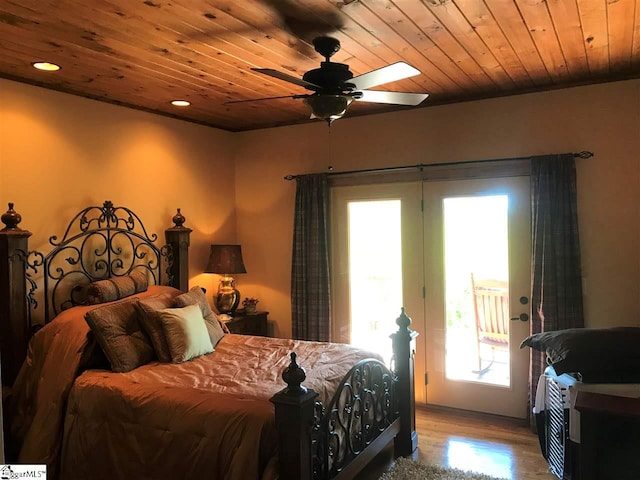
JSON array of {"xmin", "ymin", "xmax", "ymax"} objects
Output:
[{"xmin": 204, "ymin": 244, "xmax": 247, "ymax": 275}]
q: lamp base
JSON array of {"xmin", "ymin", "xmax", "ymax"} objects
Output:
[
  {"xmin": 215, "ymin": 290, "xmax": 240, "ymax": 315},
  {"xmin": 214, "ymin": 276, "xmax": 240, "ymax": 314}
]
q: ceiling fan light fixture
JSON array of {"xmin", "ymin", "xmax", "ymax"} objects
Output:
[
  {"xmin": 303, "ymin": 95, "xmax": 353, "ymax": 124},
  {"xmin": 244, "ymin": 36, "xmax": 429, "ymax": 124}
]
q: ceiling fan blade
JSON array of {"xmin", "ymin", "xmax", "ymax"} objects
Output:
[
  {"xmin": 224, "ymin": 94, "xmax": 309, "ymax": 105},
  {"xmin": 252, "ymin": 68, "xmax": 320, "ymax": 90},
  {"xmin": 357, "ymin": 90, "xmax": 429, "ymax": 106},
  {"xmin": 349, "ymin": 62, "xmax": 421, "ymax": 90}
]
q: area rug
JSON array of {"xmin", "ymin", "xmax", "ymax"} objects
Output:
[{"xmin": 379, "ymin": 457, "xmax": 508, "ymax": 480}]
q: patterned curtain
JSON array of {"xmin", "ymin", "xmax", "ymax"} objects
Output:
[
  {"xmin": 529, "ymin": 154, "xmax": 584, "ymax": 426},
  {"xmin": 291, "ymin": 174, "xmax": 331, "ymax": 341}
]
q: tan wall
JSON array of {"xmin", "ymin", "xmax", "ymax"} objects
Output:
[
  {"xmin": 0, "ymin": 79, "xmax": 237, "ymax": 313},
  {"xmin": 2, "ymin": 78, "xmax": 638, "ymax": 336},
  {"xmin": 234, "ymin": 79, "xmax": 640, "ymax": 337}
]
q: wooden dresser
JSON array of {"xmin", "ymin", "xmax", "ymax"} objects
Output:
[{"xmin": 574, "ymin": 390, "xmax": 640, "ymax": 480}]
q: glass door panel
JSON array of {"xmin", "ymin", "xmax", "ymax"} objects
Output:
[
  {"xmin": 424, "ymin": 177, "xmax": 530, "ymax": 418},
  {"xmin": 348, "ymin": 200, "xmax": 402, "ymax": 364},
  {"xmin": 443, "ymin": 195, "xmax": 510, "ymax": 386}
]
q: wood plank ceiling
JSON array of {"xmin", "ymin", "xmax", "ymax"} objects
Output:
[{"xmin": 1, "ymin": 0, "xmax": 639, "ymax": 132}]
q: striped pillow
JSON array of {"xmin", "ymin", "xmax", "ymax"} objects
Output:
[{"xmin": 87, "ymin": 270, "xmax": 148, "ymax": 305}]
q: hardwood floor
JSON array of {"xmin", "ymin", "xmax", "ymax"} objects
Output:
[{"xmin": 356, "ymin": 405, "xmax": 556, "ymax": 480}]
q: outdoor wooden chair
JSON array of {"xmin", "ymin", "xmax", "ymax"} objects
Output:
[{"xmin": 471, "ymin": 274, "xmax": 510, "ymax": 375}]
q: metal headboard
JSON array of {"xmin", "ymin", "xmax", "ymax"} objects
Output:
[{"xmin": 26, "ymin": 200, "xmax": 173, "ymax": 323}]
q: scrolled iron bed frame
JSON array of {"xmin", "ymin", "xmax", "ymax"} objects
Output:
[{"xmin": 0, "ymin": 201, "xmax": 418, "ymax": 480}]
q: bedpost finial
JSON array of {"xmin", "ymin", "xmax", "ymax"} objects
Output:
[
  {"xmin": 172, "ymin": 208, "xmax": 186, "ymax": 228},
  {"xmin": 396, "ymin": 307, "xmax": 412, "ymax": 331},
  {"xmin": 1, "ymin": 202, "xmax": 23, "ymax": 231},
  {"xmin": 282, "ymin": 352, "xmax": 307, "ymax": 395}
]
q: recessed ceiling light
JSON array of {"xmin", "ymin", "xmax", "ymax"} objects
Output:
[
  {"xmin": 32, "ymin": 62, "xmax": 61, "ymax": 72},
  {"xmin": 171, "ymin": 100, "xmax": 190, "ymax": 107}
]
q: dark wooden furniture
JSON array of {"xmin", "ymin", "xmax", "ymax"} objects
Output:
[
  {"xmin": 226, "ymin": 311, "xmax": 269, "ymax": 336},
  {"xmin": 0, "ymin": 201, "xmax": 418, "ymax": 480},
  {"xmin": 574, "ymin": 390, "xmax": 640, "ymax": 480}
]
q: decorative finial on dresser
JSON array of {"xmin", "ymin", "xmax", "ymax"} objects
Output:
[{"xmin": 1, "ymin": 202, "xmax": 23, "ymax": 231}]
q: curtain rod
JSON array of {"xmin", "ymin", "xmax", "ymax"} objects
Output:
[{"xmin": 283, "ymin": 151, "xmax": 594, "ymax": 181}]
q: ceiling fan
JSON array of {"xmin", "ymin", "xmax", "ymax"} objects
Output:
[{"xmin": 228, "ymin": 36, "xmax": 429, "ymax": 124}]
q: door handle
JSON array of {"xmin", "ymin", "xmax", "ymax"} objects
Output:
[{"xmin": 510, "ymin": 313, "xmax": 529, "ymax": 322}]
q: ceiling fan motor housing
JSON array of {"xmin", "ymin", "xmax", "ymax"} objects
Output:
[
  {"xmin": 303, "ymin": 62, "xmax": 354, "ymax": 94},
  {"xmin": 313, "ymin": 36, "xmax": 342, "ymax": 60}
]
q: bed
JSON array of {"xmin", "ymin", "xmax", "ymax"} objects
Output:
[
  {"xmin": 0, "ymin": 201, "xmax": 418, "ymax": 480},
  {"xmin": 521, "ymin": 328, "xmax": 640, "ymax": 479}
]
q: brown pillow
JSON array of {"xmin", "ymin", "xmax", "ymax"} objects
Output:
[
  {"xmin": 87, "ymin": 270, "xmax": 149, "ymax": 305},
  {"xmin": 85, "ymin": 297, "xmax": 154, "ymax": 372},
  {"xmin": 174, "ymin": 286, "xmax": 225, "ymax": 347},
  {"xmin": 135, "ymin": 290, "xmax": 181, "ymax": 362}
]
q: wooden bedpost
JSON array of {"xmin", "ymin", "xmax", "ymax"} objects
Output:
[
  {"xmin": 391, "ymin": 307, "xmax": 419, "ymax": 456},
  {"xmin": 270, "ymin": 352, "xmax": 319, "ymax": 480},
  {"xmin": 0, "ymin": 203, "xmax": 32, "ymax": 387},
  {"xmin": 165, "ymin": 208, "xmax": 191, "ymax": 292}
]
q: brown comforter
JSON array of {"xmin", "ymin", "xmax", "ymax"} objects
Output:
[{"xmin": 10, "ymin": 287, "xmax": 381, "ymax": 480}]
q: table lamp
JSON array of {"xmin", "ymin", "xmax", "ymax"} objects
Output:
[{"xmin": 204, "ymin": 244, "xmax": 247, "ymax": 315}]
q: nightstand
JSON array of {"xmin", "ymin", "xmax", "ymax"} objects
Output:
[{"xmin": 225, "ymin": 311, "xmax": 269, "ymax": 337}]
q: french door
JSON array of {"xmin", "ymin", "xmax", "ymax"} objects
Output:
[
  {"xmin": 422, "ymin": 177, "xmax": 530, "ymax": 418},
  {"xmin": 331, "ymin": 183, "xmax": 424, "ymax": 375},
  {"xmin": 331, "ymin": 174, "xmax": 531, "ymax": 418}
]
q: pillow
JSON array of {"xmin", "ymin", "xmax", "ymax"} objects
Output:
[
  {"xmin": 135, "ymin": 290, "xmax": 181, "ymax": 362},
  {"xmin": 174, "ymin": 286, "xmax": 225, "ymax": 346},
  {"xmin": 87, "ymin": 270, "xmax": 149, "ymax": 305},
  {"xmin": 159, "ymin": 304, "xmax": 214, "ymax": 363},
  {"xmin": 84, "ymin": 297, "xmax": 155, "ymax": 372},
  {"xmin": 521, "ymin": 327, "xmax": 640, "ymax": 381}
]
